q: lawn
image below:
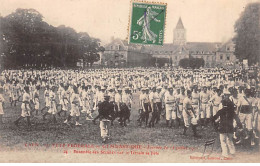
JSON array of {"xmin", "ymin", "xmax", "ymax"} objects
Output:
[{"xmin": 0, "ymin": 90, "xmax": 259, "ymax": 162}]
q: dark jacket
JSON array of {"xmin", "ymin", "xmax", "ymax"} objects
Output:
[
  {"xmin": 213, "ymin": 101, "xmax": 242, "ymax": 133},
  {"xmin": 98, "ymin": 100, "xmax": 114, "ymax": 120}
]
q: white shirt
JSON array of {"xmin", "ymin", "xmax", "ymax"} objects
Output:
[
  {"xmin": 139, "ymin": 93, "xmax": 149, "ymax": 104},
  {"xmin": 164, "ymin": 92, "xmax": 175, "ymax": 107},
  {"xmin": 122, "ymin": 93, "xmax": 131, "ymax": 106},
  {"xmin": 209, "ymin": 94, "xmax": 222, "ymax": 106},
  {"xmin": 191, "ymin": 92, "xmax": 200, "ymax": 105},
  {"xmin": 149, "ymin": 92, "xmax": 160, "ymax": 103},
  {"xmin": 200, "ymin": 92, "xmax": 210, "ymax": 104},
  {"xmin": 70, "ymin": 93, "xmax": 82, "ymax": 106},
  {"xmin": 115, "ymin": 93, "xmax": 122, "ymax": 103}
]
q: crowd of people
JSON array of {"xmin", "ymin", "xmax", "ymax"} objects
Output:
[{"xmin": 0, "ymin": 67, "xmax": 259, "ymax": 156}]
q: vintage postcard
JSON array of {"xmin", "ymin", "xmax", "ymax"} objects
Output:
[{"xmin": 0, "ymin": 0, "xmax": 259, "ymax": 163}]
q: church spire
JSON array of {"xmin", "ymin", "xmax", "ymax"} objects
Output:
[
  {"xmin": 173, "ymin": 17, "xmax": 186, "ymax": 45},
  {"xmin": 176, "ymin": 17, "xmax": 184, "ymax": 29}
]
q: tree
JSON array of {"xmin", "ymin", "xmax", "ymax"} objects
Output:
[
  {"xmin": 56, "ymin": 25, "xmax": 80, "ymax": 68},
  {"xmin": 179, "ymin": 58, "xmax": 189, "ymax": 69},
  {"xmin": 1, "ymin": 8, "xmax": 51, "ymax": 68},
  {"xmin": 233, "ymin": 2, "xmax": 260, "ymax": 66},
  {"xmin": 78, "ymin": 33, "xmax": 104, "ymax": 67},
  {"xmin": 179, "ymin": 58, "xmax": 204, "ymax": 69},
  {"xmin": 0, "ymin": 8, "xmax": 104, "ymax": 69}
]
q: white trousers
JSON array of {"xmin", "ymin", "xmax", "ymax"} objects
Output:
[
  {"xmin": 239, "ymin": 113, "xmax": 253, "ymax": 130},
  {"xmin": 21, "ymin": 103, "xmax": 31, "ymax": 117},
  {"xmin": 201, "ymin": 103, "xmax": 211, "ymax": 118},
  {"xmin": 0, "ymin": 103, "xmax": 4, "ymax": 115},
  {"xmin": 100, "ymin": 120, "xmax": 110, "ymax": 139},
  {"xmin": 192, "ymin": 105, "xmax": 200, "ymax": 120},
  {"xmin": 166, "ymin": 105, "xmax": 180, "ymax": 120},
  {"xmin": 253, "ymin": 112, "xmax": 258, "ymax": 130},
  {"xmin": 183, "ymin": 110, "xmax": 198, "ymax": 127},
  {"xmin": 219, "ymin": 133, "xmax": 235, "ymax": 157},
  {"xmin": 70, "ymin": 104, "xmax": 80, "ymax": 116},
  {"xmin": 212, "ymin": 106, "xmax": 219, "ymax": 116}
]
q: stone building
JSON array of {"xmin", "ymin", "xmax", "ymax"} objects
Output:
[
  {"xmin": 101, "ymin": 38, "xmax": 152, "ymax": 67},
  {"xmin": 101, "ymin": 17, "xmax": 237, "ymax": 68},
  {"xmin": 215, "ymin": 39, "xmax": 238, "ymax": 68}
]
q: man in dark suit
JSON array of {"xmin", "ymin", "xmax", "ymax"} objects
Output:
[
  {"xmin": 98, "ymin": 94, "xmax": 114, "ymax": 143},
  {"xmin": 212, "ymin": 98, "xmax": 242, "ymax": 158}
]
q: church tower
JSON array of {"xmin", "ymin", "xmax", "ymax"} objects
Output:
[{"xmin": 173, "ymin": 17, "xmax": 186, "ymax": 45}]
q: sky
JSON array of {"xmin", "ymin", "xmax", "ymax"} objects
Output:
[{"xmin": 0, "ymin": 0, "xmax": 259, "ymax": 44}]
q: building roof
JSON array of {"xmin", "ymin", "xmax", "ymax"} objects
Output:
[
  {"xmin": 217, "ymin": 39, "xmax": 234, "ymax": 52},
  {"xmin": 176, "ymin": 17, "xmax": 185, "ymax": 29},
  {"xmin": 143, "ymin": 44, "xmax": 180, "ymax": 52},
  {"xmin": 104, "ymin": 38, "xmax": 143, "ymax": 51},
  {"xmin": 104, "ymin": 38, "xmax": 229, "ymax": 56},
  {"xmin": 185, "ymin": 42, "xmax": 221, "ymax": 54},
  {"xmin": 143, "ymin": 44, "xmax": 190, "ymax": 56}
]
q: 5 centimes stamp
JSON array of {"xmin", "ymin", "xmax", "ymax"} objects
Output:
[{"xmin": 129, "ymin": 1, "xmax": 167, "ymax": 45}]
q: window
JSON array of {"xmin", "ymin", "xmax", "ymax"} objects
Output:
[
  {"xmin": 111, "ymin": 46, "xmax": 113, "ymax": 50},
  {"xmin": 220, "ymin": 55, "xmax": 223, "ymax": 60},
  {"xmin": 227, "ymin": 56, "xmax": 230, "ymax": 61},
  {"xmin": 226, "ymin": 47, "xmax": 230, "ymax": 51},
  {"xmin": 118, "ymin": 45, "xmax": 121, "ymax": 50},
  {"xmin": 175, "ymin": 56, "xmax": 177, "ymax": 60}
]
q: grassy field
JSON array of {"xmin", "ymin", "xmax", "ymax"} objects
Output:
[{"xmin": 0, "ymin": 90, "xmax": 259, "ymax": 162}]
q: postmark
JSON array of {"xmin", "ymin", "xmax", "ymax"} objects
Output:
[{"xmin": 129, "ymin": 1, "xmax": 167, "ymax": 45}]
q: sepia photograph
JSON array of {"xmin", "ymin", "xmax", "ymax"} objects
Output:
[{"xmin": 0, "ymin": 0, "xmax": 259, "ymax": 163}]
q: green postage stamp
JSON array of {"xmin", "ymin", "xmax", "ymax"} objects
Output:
[{"xmin": 129, "ymin": 1, "xmax": 167, "ymax": 45}]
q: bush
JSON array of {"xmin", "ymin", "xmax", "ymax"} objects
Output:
[{"xmin": 179, "ymin": 58, "xmax": 205, "ymax": 69}]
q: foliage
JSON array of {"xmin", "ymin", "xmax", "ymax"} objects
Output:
[
  {"xmin": 233, "ymin": 2, "xmax": 260, "ymax": 66},
  {"xmin": 179, "ymin": 58, "xmax": 205, "ymax": 69},
  {"xmin": 0, "ymin": 8, "xmax": 104, "ymax": 69}
]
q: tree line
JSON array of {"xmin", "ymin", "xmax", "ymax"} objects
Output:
[
  {"xmin": 233, "ymin": 2, "xmax": 260, "ymax": 66},
  {"xmin": 0, "ymin": 8, "xmax": 104, "ymax": 69}
]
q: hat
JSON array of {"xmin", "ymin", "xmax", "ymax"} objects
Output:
[
  {"xmin": 157, "ymin": 86, "xmax": 162, "ymax": 90},
  {"xmin": 108, "ymin": 87, "xmax": 114, "ymax": 91},
  {"xmin": 104, "ymin": 94, "xmax": 110, "ymax": 99},
  {"xmin": 167, "ymin": 86, "xmax": 173, "ymax": 90},
  {"xmin": 124, "ymin": 87, "xmax": 130, "ymax": 91}
]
